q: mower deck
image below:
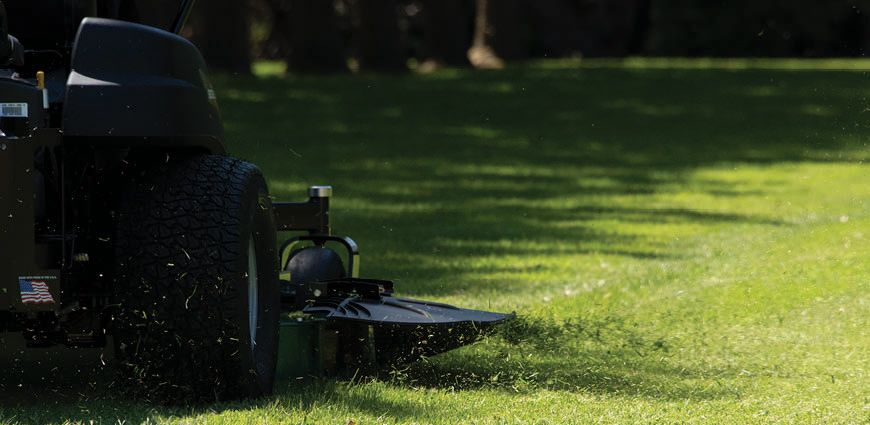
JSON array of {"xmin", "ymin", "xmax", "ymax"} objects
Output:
[{"xmin": 277, "ymin": 278, "xmax": 512, "ymax": 383}]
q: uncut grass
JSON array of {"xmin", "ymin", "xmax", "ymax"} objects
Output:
[{"xmin": 1, "ymin": 59, "xmax": 868, "ymax": 424}]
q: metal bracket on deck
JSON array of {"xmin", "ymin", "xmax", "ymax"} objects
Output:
[
  {"xmin": 274, "ymin": 186, "xmax": 359, "ymax": 278},
  {"xmin": 273, "ymin": 185, "xmax": 333, "ymax": 235}
]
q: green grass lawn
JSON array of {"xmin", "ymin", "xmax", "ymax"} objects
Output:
[{"xmin": 3, "ymin": 58, "xmax": 869, "ymax": 424}]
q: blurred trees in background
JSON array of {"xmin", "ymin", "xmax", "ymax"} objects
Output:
[
  {"xmin": 353, "ymin": 0, "xmax": 406, "ymax": 72},
  {"xmin": 189, "ymin": 0, "xmax": 252, "ymax": 74},
  {"xmin": 421, "ymin": 0, "xmax": 472, "ymax": 69},
  {"xmin": 266, "ymin": 0, "xmax": 346, "ymax": 73},
  {"xmin": 183, "ymin": 0, "xmax": 870, "ymax": 74},
  {"xmin": 646, "ymin": 0, "xmax": 869, "ymax": 57},
  {"xmin": 469, "ymin": 0, "xmax": 528, "ymax": 68}
]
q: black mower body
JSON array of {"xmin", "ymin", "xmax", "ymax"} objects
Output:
[
  {"xmin": 1, "ymin": 16, "xmax": 222, "ymax": 319},
  {"xmin": 0, "ymin": 5, "xmax": 225, "ymax": 345},
  {"xmin": 0, "ymin": 0, "xmax": 510, "ymax": 397},
  {"xmin": 65, "ymin": 18, "xmax": 223, "ymax": 149}
]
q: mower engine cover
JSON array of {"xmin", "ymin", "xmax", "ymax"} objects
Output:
[{"xmin": 63, "ymin": 18, "xmax": 223, "ymax": 147}]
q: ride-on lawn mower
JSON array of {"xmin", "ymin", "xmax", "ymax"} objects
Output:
[{"xmin": 0, "ymin": 0, "xmax": 511, "ymax": 402}]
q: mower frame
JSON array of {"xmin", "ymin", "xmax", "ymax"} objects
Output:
[{"xmin": 0, "ymin": 0, "xmax": 511, "ymax": 399}]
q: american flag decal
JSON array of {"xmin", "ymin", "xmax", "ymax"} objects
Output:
[{"xmin": 19, "ymin": 278, "xmax": 54, "ymax": 304}]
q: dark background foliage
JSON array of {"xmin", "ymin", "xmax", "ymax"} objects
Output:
[{"xmin": 181, "ymin": 0, "xmax": 870, "ymax": 74}]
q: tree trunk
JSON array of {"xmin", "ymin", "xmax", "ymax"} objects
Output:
[
  {"xmin": 864, "ymin": 17, "xmax": 870, "ymax": 57},
  {"xmin": 529, "ymin": 0, "xmax": 582, "ymax": 57},
  {"xmin": 469, "ymin": 0, "xmax": 529, "ymax": 69},
  {"xmin": 420, "ymin": 0, "xmax": 472, "ymax": 70},
  {"xmin": 598, "ymin": 0, "xmax": 643, "ymax": 56},
  {"xmin": 131, "ymin": 0, "xmax": 181, "ymax": 30},
  {"xmin": 191, "ymin": 0, "xmax": 252, "ymax": 74},
  {"xmin": 572, "ymin": 0, "xmax": 641, "ymax": 57},
  {"xmin": 267, "ymin": 0, "xmax": 347, "ymax": 73},
  {"xmin": 353, "ymin": 0, "xmax": 406, "ymax": 73}
]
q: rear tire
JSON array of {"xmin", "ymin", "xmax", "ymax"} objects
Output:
[{"xmin": 113, "ymin": 154, "xmax": 280, "ymax": 403}]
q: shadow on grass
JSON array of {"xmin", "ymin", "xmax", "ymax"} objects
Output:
[{"xmin": 215, "ymin": 63, "xmax": 862, "ymax": 298}]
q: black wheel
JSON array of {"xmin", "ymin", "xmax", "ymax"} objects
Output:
[{"xmin": 113, "ymin": 154, "xmax": 280, "ymax": 403}]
